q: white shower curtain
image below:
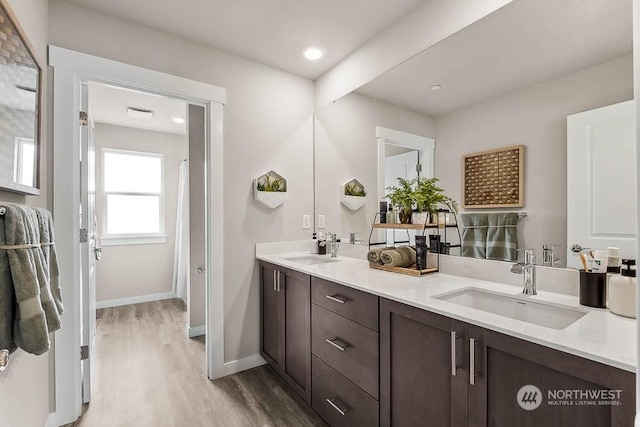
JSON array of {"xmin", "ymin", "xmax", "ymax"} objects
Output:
[{"xmin": 172, "ymin": 160, "xmax": 189, "ymax": 302}]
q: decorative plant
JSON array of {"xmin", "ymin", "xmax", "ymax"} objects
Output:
[
  {"xmin": 386, "ymin": 177, "xmax": 415, "ymax": 224},
  {"xmin": 344, "ymin": 180, "xmax": 366, "ymax": 197},
  {"xmin": 256, "ymin": 172, "xmax": 287, "ymax": 192},
  {"xmin": 414, "ymin": 177, "xmax": 458, "ymax": 214},
  {"xmin": 386, "ymin": 177, "xmax": 457, "ymax": 224}
]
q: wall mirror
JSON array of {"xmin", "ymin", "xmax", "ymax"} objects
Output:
[
  {"xmin": 313, "ymin": 0, "xmax": 634, "ymax": 267},
  {"xmin": 0, "ymin": 0, "xmax": 42, "ymax": 195}
]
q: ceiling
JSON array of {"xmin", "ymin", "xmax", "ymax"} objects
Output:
[
  {"xmin": 88, "ymin": 83, "xmax": 187, "ymax": 135},
  {"xmin": 356, "ymin": 0, "xmax": 633, "ymax": 117},
  {"xmin": 61, "ymin": 0, "xmax": 425, "ymax": 79}
]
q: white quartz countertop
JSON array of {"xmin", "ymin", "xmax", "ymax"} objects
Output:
[{"xmin": 256, "ymin": 252, "xmax": 637, "ymax": 372}]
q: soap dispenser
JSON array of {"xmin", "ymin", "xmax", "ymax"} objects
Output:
[{"xmin": 609, "ymin": 259, "xmax": 637, "ymax": 318}]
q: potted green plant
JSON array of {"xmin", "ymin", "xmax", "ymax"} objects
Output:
[
  {"xmin": 386, "ymin": 177, "xmax": 416, "ymax": 224},
  {"xmin": 341, "ymin": 178, "xmax": 367, "ymax": 211},
  {"xmin": 254, "ymin": 170, "xmax": 289, "ymax": 208},
  {"xmin": 414, "ymin": 177, "xmax": 458, "ymax": 223}
]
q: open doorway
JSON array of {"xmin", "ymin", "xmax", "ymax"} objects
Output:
[{"xmin": 78, "ymin": 82, "xmax": 207, "ymax": 412}]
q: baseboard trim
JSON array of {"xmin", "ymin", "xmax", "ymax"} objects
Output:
[
  {"xmin": 222, "ymin": 354, "xmax": 267, "ymax": 377},
  {"xmin": 187, "ymin": 324, "xmax": 206, "ymax": 338},
  {"xmin": 96, "ymin": 292, "xmax": 177, "ymax": 309}
]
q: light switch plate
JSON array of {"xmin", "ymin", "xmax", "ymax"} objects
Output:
[
  {"xmin": 317, "ymin": 214, "xmax": 325, "ymax": 229},
  {"xmin": 302, "ymin": 214, "xmax": 311, "ymax": 230}
]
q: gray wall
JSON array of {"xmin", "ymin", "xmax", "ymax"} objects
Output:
[
  {"xmin": 315, "ymin": 92, "xmax": 435, "ymax": 240},
  {"xmin": 94, "ymin": 124, "xmax": 187, "ymax": 303},
  {"xmin": 48, "ymin": 0, "xmax": 316, "ymax": 363},
  {"xmin": 435, "ymin": 55, "xmax": 634, "ymax": 262},
  {"xmin": 0, "ymin": 1, "xmax": 51, "ymax": 426}
]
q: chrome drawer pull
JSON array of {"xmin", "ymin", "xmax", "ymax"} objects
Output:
[
  {"xmin": 451, "ymin": 331, "xmax": 461, "ymax": 376},
  {"xmin": 325, "ymin": 338, "xmax": 347, "ymax": 351},
  {"xmin": 470, "ymin": 338, "xmax": 479, "ymax": 385},
  {"xmin": 326, "ymin": 398, "xmax": 348, "ymax": 416},
  {"xmin": 325, "ymin": 295, "xmax": 346, "ymax": 304}
]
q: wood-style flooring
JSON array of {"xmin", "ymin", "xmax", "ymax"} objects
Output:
[{"xmin": 72, "ymin": 299, "xmax": 326, "ymax": 427}]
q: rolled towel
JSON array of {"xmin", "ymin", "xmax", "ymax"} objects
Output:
[
  {"xmin": 380, "ymin": 246, "xmax": 416, "ymax": 267},
  {"xmin": 367, "ymin": 248, "xmax": 384, "ymax": 264},
  {"xmin": 367, "ymin": 246, "xmax": 396, "ymax": 264}
]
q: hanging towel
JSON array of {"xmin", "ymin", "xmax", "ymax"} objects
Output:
[
  {"xmin": 35, "ymin": 208, "xmax": 64, "ymax": 314},
  {"xmin": 0, "ymin": 205, "xmax": 62, "ymax": 355},
  {"xmin": 486, "ymin": 213, "xmax": 519, "ymax": 262},
  {"xmin": 460, "ymin": 214, "xmax": 488, "ymax": 259},
  {"xmin": 0, "ymin": 213, "xmax": 17, "ymax": 354}
]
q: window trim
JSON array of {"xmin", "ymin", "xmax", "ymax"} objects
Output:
[
  {"xmin": 13, "ymin": 137, "xmax": 36, "ymax": 185},
  {"xmin": 101, "ymin": 148, "xmax": 166, "ymax": 245}
]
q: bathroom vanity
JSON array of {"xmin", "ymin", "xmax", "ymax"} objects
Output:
[{"xmin": 257, "ymin": 252, "xmax": 636, "ymax": 427}]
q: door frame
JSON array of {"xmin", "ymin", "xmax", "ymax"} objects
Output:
[{"xmin": 49, "ymin": 46, "xmax": 226, "ymax": 426}]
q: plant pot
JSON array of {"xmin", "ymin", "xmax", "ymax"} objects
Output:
[
  {"xmin": 412, "ymin": 211, "xmax": 429, "ymax": 225},
  {"xmin": 399, "ymin": 207, "xmax": 413, "ymax": 224}
]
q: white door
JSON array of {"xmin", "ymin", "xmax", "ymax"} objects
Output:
[
  {"xmin": 385, "ymin": 150, "xmax": 420, "ymax": 244},
  {"xmin": 80, "ymin": 83, "xmax": 99, "ymax": 403},
  {"xmin": 567, "ymin": 100, "xmax": 636, "ymax": 268}
]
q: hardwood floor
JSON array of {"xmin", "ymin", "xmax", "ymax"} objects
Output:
[{"xmin": 73, "ymin": 299, "xmax": 326, "ymax": 427}]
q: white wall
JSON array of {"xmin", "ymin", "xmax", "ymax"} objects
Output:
[
  {"xmin": 94, "ymin": 124, "xmax": 187, "ymax": 303},
  {"xmin": 48, "ymin": 0, "xmax": 315, "ymax": 362},
  {"xmin": 435, "ymin": 55, "xmax": 633, "ymax": 263},
  {"xmin": 315, "ymin": 0, "xmax": 513, "ymax": 107},
  {"xmin": 0, "ymin": 1, "xmax": 53, "ymax": 427},
  {"xmin": 315, "ymin": 92, "xmax": 435, "ymax": 240}
]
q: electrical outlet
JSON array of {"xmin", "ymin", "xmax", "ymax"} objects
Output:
[
  {"xmin": 302, "ymin": 214, "xmax": 311, "ymax": 230},
  {"xmin": 317, "ymin": 214, "xmax": 325, "ymax": 229}
]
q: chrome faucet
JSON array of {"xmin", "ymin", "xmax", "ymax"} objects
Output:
[
  {"xmin": 542, "ymin": 244, "xmax": 562, "ymax": 267},
  {"xmin": 511, "ymin": 249, "xmax": 536, "ymax": 295},
  {"xmin": 320, "ymin": 232, "xmax": 339, "ymax": 258}
]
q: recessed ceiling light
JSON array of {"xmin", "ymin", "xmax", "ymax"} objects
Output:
[
  {"xmin": 127, "ymin": 107, "xmax": 154, "ymax": 119},
  {"xmin": 304, "ymin": 47, "xmax": 324, "ymax": 61},
  {"xmin": 172, "ymin": 117, "xmax": 186, "ymax": 124},
  {"xmin": 430, "ymin": 85, "xmax": 442, "ymax": 91}
]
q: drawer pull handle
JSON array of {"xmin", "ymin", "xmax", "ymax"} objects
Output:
[
  {"xmin": 451, "ymin": 331, "xmax": 461, "ymax": 376},
  {"xmin": 470, "ymin": 338, "xmax": 479, "ymax": 385},
  {"xmin": 325, "ymin": 338, "xmax": 347, "ymax": 351},
  {"xmin": 325, "ymin": 295, "xmax": 346, "ymax": 304},
  {"xmin": 326, "ymin": 398, "xmax": 348, "ymax": 416}
]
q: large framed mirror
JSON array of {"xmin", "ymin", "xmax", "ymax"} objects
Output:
[
  {"xmin": 0, "ymin": 0, "xmax": 43, "ymax": 195},
  {"xmin": 314, "ymin": 0, "xmax": 634, "ymax": 267}
]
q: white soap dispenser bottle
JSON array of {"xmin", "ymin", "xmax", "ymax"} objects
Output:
[{"xmin": 609, "ymin": 259, "xmax": 637, "ymax": 318}]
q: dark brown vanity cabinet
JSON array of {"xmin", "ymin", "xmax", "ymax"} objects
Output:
[
  {"xmin": 380, "ymin": 298, "xmax": 636, "ymax": 427},
  {"xmin": 259, "ymin": 262, "xmax": 311, "ymax": 403}
]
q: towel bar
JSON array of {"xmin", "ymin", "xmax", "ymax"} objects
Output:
[
  {"xmin": 518, "ymin": 211, "xmax": 527, "ymax": 220},
  {"xmin": 0, "ymin": 207, "xmax": 5, "ymax": 215}
]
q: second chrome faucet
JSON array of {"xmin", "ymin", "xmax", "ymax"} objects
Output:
[
  {"xmin": 511, "ymin": 249, "xmax": 536, "ymax": 295},
  {"xmin": 320, "ymin": 232, "xmax": 340, "ymax": 258}
]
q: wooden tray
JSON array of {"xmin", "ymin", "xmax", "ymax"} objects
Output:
[{"xmin": 369, "ymin": 263, "xmax": 438, "ymax": 277}]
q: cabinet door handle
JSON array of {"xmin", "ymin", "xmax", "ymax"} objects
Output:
[
  {"xmin": 451, "ymin": 331, "xmax": 461, "ymax": 376},
  {"xmin": 325, "ymin": 295, "xmax": 346, "ymax": 304},
  {"xmin": 470, "ymin": 338, "xmax": 479, "ymax": 385},
  {"xmin": 326, "ymin": 398, "xmax": 348, "ymax": 416},
  {"xmin": 277, "ymin": 271, "xmax": 281, "ymax": 292},
  {"xmin": 325, "ymin": 338, "xmax": 347, "ymax": 351},
  {"xmin": 273, "ymin": 270, "xmax": 277, "ymax": 292}
]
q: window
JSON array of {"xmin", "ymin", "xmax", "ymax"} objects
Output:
[
  {"xmin": 102, "ymin": 148, "xmax": 166, "ymax": 245},
  {"xmin": 14, "ymin": 137, "xmax": 35, "ymax": 186}
]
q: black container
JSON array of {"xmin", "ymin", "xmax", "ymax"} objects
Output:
[
  {"xmin": 429, "ymin": 235, "xmax": 441, "ymax": 254},
  {"xmin": 415, "ymin": 236, "xmax": 427, "ymax": 270},
  {"xmin": 379, "ymin": 201, "xmax": 388, "ymax": 223},
  {"xmin": 579, "ymin": 270, "xmax": 607, "ymax": 308}
]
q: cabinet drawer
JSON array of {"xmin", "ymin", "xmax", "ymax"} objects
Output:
[
  {"xmin": 312, "ymin": 304, "xmax": 379, "ymax": 399},
  {"xmin": 312, "ymin": 277, "xmax": 379, "ymax": 331},
  {"xmin": 312, "ymin": 355, "xmax": 379, "ymax": 427}
]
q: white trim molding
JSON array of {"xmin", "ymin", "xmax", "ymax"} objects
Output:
[
  {"xmin": 187, "ymin": 324, "xmax": 206, "ymax": 338},
  {"xmin": 49, "ymin": 46, "xmax": 226, "ymax": 426},
  {"xmin": 96, "ymin": 292, "xmax": 177, "ymax": 309}
]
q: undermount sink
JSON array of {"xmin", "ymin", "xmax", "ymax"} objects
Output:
[
  {"xmin": 434, "ymin": 287, "xmax": 588, "ymax": 330},
  {"xmin": 283, "ymin": 255, "xmax": 341, "ymax": 265}
]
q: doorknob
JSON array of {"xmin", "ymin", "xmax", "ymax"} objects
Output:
[
  {"xmin": 570, "ymin": 244, "xmax": 583, "ymax": 253},
  {"xmin": 197, "ymin": 267, "xmax": 205, "ymax": 273}
]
